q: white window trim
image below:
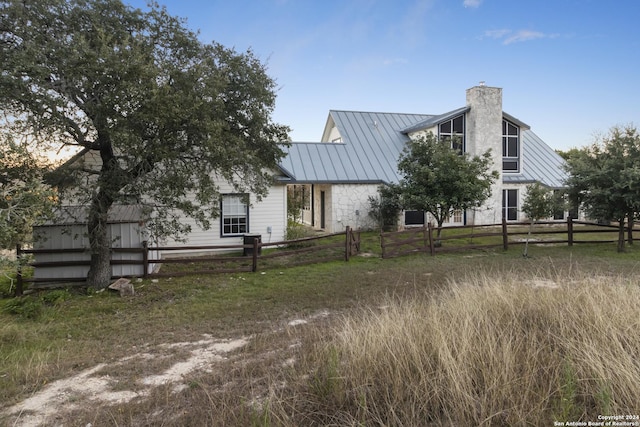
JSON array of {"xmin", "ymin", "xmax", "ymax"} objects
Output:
[{"xmin": 221, "ymin": 193, "xmax": 249, "ymax": 237}]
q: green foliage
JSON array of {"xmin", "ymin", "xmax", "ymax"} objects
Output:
[
  {"xmin": 1, "ymin": 297, "xmax": 43, "ymax": 320},
  {"xmin": 40, "ymin": 289, "xmax": 72, "ymax": 306},
  {"xmin": 522, "ymin": 183, "xmax": 557, "ymax": 222},
  {"xmin": 0, "ymin": 0, "xmax": 290, "ymax": 288},
  {"xmin": 285, "ymin": 220, "xmax": 314, "ymax": 248},
  {"xmin": 553, "ymin": 360, "xmax": 580, "ymax": 422},
  {"xmin": 287, "ymin": 185, "xmax": 307, "ymax": 223},
  {"xmin": 522, "ymin": 183, "xmax": 559, "ymax": 257},
  {"xmin": 368, "ymin": 184, "xmax": 402, "ymax": 231},
  {"xmin": 0, "ymin": 135, "xmax": 56, "ymax": 252},
  {"xmin": 395, "ymin": 132, "xmax": 499, "ymax": 234},
  {"xmin": 564, "ymin": 125, "xmax": 640, "ymax": 251}
]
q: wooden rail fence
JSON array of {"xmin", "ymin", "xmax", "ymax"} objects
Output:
[
  {"xmin": 380, "ymin": 218, "xmax": 640, "ymax": 259},
  {"xmin": 14, "ymin": 227, "xmax": 360, "ymax": 296}
]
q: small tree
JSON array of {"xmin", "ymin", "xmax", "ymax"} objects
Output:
[
  {"xmin": 564, "ymin": 125, "xmax": 640, "ymax": 252},
  {"xmin": 521, "ymin": 183, "xmax": 557, "ymax": 257},
  {"xmin": 368, "ymin": 184, "xmax": 402, "ymax": 231},
  {"xmin": 287, "ymin": 185, "xmax": 307, "ymax": 224},
  {"xmin": 395, "ymin": 133, "xmax": 499, "ymax": 239}
]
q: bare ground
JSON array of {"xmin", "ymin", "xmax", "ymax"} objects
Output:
[{"xmin": 1, "ymin": 310, "xmax": 330, "ymax": 426}]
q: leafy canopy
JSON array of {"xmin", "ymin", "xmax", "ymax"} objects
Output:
[
  {"xmin": 564, "ymin": 125, "xmax": 640, "ymax": 251},
  {"xmin": 522, "ymin": 183, "xmax": 557, "ymax": 222},
  {"xmin": 394, "ymin": 133, "xmax": 499, "ymax": 230},
  {"xmin": 0, "ymin": 134, "xmax": 56, "ymax": 252},
  {"xmin": 0, "ymin": 0, "xmax": 289, "ymax": 235},
  {"xmin": 0, "ymin": 0, "xmax": 290, "ymax": 287}
]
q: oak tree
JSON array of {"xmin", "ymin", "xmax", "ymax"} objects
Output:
[
  {"xmin": 564, "ymin": 125, "xmax": 640, "ymax": 252},
  {"xmin": 0, "ymin": 0, "xmax": 289, "ymax": 287}
]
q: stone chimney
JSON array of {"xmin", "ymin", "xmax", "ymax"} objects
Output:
[
  {"xmin": 465, "ymin": 84, "xmax": 502, "ymax": 157},
  {"xmin": 465, "ymin": 84, "xmax": 503, "ymax": 224}
]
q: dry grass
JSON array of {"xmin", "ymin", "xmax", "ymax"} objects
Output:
[
  {"xmin": 2, "ymin": 241, "xmax": 640, "ymax": 425},
  {"xmin": 270, "ymin": 269, "xmax": 640, "ymax": 426}
]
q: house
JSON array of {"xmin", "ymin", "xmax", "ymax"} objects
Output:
[
  {"xmin": 278, "ymin": 84, "xmax": 568, "ymax": 232},
  {"xmin": 34, "ymin": 149, "xmax": 291, "ymax": 280}
]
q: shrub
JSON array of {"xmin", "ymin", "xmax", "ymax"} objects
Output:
[{"xmin": 1, "ymin": 297, "xmax": 43, "ymax": 320}]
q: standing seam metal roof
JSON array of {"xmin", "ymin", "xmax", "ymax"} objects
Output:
[{"xmin": 279, "ymin": 109, "xmax": 567, "ymax": 188}]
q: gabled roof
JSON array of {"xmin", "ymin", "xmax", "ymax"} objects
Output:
[
  {"xmin": 278, "ymin": 109, "xmax": 567, "ymax": 188},
  {"xmin": 280, "ymin": 111, "xmax": 431, "ymax": 184},
  {"xmin": 401, "ymin": 106, "xmax": 470, "ymax": 134},
  {"xmin": 503, "ymin": 130, "xmax": 567, "ymax": 188}
]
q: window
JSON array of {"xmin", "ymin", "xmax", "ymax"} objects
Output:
[
  {"xmin": 221, "ymin": 194, "xmax": 248, "ymax": 236},
  {"xmin": 502, "ymin": 189, "xmax": 518, "ymax": 221},
  {"xmin": 404, "ymin": 210, "xmax": 425, "ymax": 226},
  {"xmin": 502, "ymin": 119, "xmax": 520, "ymax": 172},
  {"xmin": 452, "ymin": 209, "xmax": 463, "ymax": 223},
  {"xmin": 439, "ymin": 114, "xmax": 465, "ymax": 154}
]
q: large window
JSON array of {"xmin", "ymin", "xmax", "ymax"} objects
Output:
[
  {"xmin": 221, "ymin": 194, "xmax": 249, "ymax": 237},
  {"xmin": 502, "ymin": 119, "xmax": 520, "ymax": 172},
  {"xmin": 439, "ymin": 114, "xmax": 465, "ymax": 154},
  {"xmin": 502, "ymin": 189, "xmax": 518, "ymax": 221}
]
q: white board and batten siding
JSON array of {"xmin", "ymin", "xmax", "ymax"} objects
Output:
[{"xmin": 160, "ymin": 181, "xmax": 288, "ymax": 255}]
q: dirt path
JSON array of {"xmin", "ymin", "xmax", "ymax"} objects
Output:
[{"xmin": 2, "ymin": 336, "xmax": 249, "ymax": 427}]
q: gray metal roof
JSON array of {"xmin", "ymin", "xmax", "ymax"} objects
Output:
[
  {"xmin": 401, "ymin": 106, "xmax": 470, "ymax": 134},
  {"xmin": 280, "ymin": 111, "xmax": 431, "ymax": 183},
  {"xmin": 503, "ymin": 130, "xmax": 568, "ymax": 189},
  {"xmin": 279, "ymin": 109, "xmax": 567, "ymax": 188}
]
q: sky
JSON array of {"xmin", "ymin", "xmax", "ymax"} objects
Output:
[{"xmin": 123, "ymin": 0, "xmax": 640, "ymax": 151}]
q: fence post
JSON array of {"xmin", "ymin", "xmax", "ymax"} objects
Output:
[
  {"xmin": 252, "ymin": 237, "xmax": 259, "ymax": 272},
  {"xmin": 142, "ymin": 240, "xmax": 149, "ymax": 279},
  {"xmin": 345, "ymin": 226, "xmax": 351, "ymax": 262},
  {"xmin": 15, "ymin": 243, "xmax": 23, "ymax": 297},
  {"xmin": 567, "ymin": 216, "xmax": 573, "ymax": 246},
  {"xmin": 428, "ymin": 223, "xmax": 435, "ymax": 256},
  {"xmin": 628, "ymin": 216, "xmax": 634, "ymax": 245},
  {"xmin": 502, "ymin": 218, "xmax": 509, "ymax": 250}
]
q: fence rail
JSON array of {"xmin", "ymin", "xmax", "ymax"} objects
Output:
[
  {"xmin": 380, "ymin": 218, "xmax": 640, "ymax": 258},
  {"xmin": 14, "ymin": 227, "xmax": 360, "ymax": 295}
]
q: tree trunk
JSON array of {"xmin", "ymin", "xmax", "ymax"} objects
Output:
[
  {"xmin": 617, "ymin": 218, "xmax": 626, "ymax": 253},
  {"xmin": 523, "ymin": 220, "xmax": 534, "ymax": 257},
  {"xmin": 86, "ymin": 193, "xmax": 113, "ymax": 289}
]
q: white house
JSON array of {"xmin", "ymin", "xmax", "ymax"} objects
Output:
[{"xmin": 279, "ymin": 84, "xmax": 568, "ymax": 232}]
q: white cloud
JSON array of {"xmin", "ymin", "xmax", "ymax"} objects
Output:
[
  {"xmin": 484, "ymin": 29, "xmax": 511, "ymax": 39},
  {"xmin": 482, "ymin": 29, "xmax": 559, "ymax": 45},
  {"xmin": 463, "ymin": 0, "xmax": 482, "ymax": 8},
  {"xmin": 504, "ymin": 30, "xmax": 546, "ymax": 45}
]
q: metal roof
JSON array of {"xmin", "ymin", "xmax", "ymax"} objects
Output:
[
  {"xmin": 280, "ymin": 111, "xmax": 431, "ymax": 183},
  {"xmin": 401, "ymin": 106, "xmax": 470, "ymax": 133},
  {"xmin": 503, "ymin": 130, "xmax": 568, "ymax": 189},
  {"xmin": 279, "ymin": 109, "xmax": 567, "ymax": 188}
]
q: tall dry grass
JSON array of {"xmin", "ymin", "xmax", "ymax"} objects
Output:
[{"xmin": 270, "ymin": 270, "xmax": 640, "ymax": 426}]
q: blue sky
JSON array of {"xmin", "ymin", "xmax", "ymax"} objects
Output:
[{"xmin": 125, "ymin": 0, "xmax": 639, "ymax": 150}]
